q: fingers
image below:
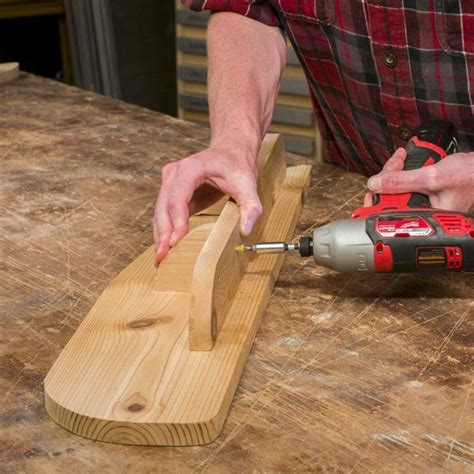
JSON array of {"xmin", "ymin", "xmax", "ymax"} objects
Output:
[
  {"xmin": 154, "ymin": 163, "xmax": 180, "ymax": 266},
  {"xmin": 364, "ymin": 148, "xmax": 407, "ymax": 201},
  {"xmin": 363, "ymin": 192, "xmax": 373, "ymax": 207},
  {"xmin": 154, "ymin": 161, "xmax": 203, "ymax": 265},
  {"xmin": 382, "ymin": 147, "xmax": 407, "ymax": 172},
  {"xmin": 167, "ymin": 164, "xmax": 207, "ymax": 246},
  {"xmin": 368, "ymin": 166, "xmax": 438, "ymax": 195},
  {"xmin": 154, "ymin": 193, "xmax": 173, "ymax": 266},
  {"xmin": 200, "ymin": 166, "xmax": 261, "ymax": 236},
  {"xmin": 168, "ymin": 199, "xmax": 190, "ymax": 247}
]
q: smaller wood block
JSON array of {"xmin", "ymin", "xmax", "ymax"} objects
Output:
[
  {"xmin": 44, "ymin": 138, "xmax": 311, "ymax": 446},
  {"xmin": 0, "ymin": 62, "xmax": 19, "ymax": 84}
]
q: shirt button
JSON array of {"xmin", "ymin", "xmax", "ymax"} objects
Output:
[
  {"xmin": 384, "ymin": 51, "xmax": 397, "ymax": 67},
  {"xmin": 399, "ymin": 127, "xmax": 412, "ymax": 141}
]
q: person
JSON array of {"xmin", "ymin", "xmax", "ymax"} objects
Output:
[{"xmin": 154, "ymin": 0, "xmax": 474, "ymax": 265}]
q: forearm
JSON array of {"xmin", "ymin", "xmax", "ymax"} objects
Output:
[{"xmin": 207, "ymin": 12, "xmax": 286, "ymax": 160}]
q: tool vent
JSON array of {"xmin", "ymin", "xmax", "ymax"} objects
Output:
[{"xmin": 434, "ymin": 214, "xmax": 472, "ymax": 236}]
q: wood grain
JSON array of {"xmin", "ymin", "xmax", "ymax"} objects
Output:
[
  {"xmin": 44, "ymin": 157, "xmax": 311, "ymax": 446},
  {"xmin": 0, "ymin": 62, "xmax": 19, "ymax": 84},
  {"xmin": 154, "ymin": 222, "xmax": 214, "ymax": 292},
  {"xmin": 189, "ymin": 134, "xmax": 286, "ymax": 350}
]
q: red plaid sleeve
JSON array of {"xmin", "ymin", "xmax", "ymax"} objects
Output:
[{"xmin": 182, "ymin": 0, "xmax": 281, "ymax": 27}]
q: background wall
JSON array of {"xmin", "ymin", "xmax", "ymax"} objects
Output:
[
  {"xmin": 110, "ymin": 1, "xmax": 176, "ymax": 116},
  {"xmin": 65, "ymin": 0, "xmax": 177, "ymax": 116}
]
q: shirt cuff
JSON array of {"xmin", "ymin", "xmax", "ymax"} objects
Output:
[{"xmin": 182, "ymin": 0, "xmax": 281, "ymax": 27}]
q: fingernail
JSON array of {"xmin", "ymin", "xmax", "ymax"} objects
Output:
[
  {"xmin": 154, "ymin": 251, "xmax": 161, "ymax": 267},
  {"xmin": 169, "ymin": 231, "xmax": 177, "ymax": 246},
  {"xmin": 368, "ymin": 176, "xmax": 381, "ymax": 191},
  {"xmin": 241, "ymin": 220, "xmax": 253, "ymax": 236}
]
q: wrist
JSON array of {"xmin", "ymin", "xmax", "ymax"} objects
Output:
[
  {"xmin": 207, "ymin": 140, "xmax": 258, "ymax": 171},
  {"xmin": 210, "ymin": 115, "xmax": 264, "ymax": 164}
]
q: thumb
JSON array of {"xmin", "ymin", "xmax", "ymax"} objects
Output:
[
  {"xmin": 239, "ymin": 198, "xmax": 262, "ymax": 235},
  {"xmin": 228, "ymin": 179, "xmax": 262, "ymax": 236},
  {"xmin": 367, "ymin": 167, "xmax": 437, "ymax": 195}
]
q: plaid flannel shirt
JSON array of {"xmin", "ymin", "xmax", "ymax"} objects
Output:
[{"xmin": 183, "ymin": 0, "xmax": 473, "ymax": 176}]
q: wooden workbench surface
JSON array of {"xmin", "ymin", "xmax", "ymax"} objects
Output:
[{"xmin": 1, "ymin": 74, "xmax": 473, "ymax": 473}]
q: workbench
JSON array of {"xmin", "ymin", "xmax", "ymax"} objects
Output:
[{"xmin": 1, "ymin": 74, "xmax": 473, "ymax": 472}]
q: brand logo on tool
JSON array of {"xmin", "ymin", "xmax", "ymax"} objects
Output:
[
  {"xmin": 401, "ymin": 220, "xmax": 420, "ymax": 229},
  {"xmin": 376, "ymin": 215, "xmax": 434, "ymax": 238}
]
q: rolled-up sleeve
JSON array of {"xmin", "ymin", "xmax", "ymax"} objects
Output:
[{"xmin": 182, "ymin": 0, "xmax": 281, "ymax": 27}]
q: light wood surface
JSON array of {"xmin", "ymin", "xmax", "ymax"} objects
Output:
[
  {"xmin": 189, "ymin": 203, "xmax": 245, "ymax": 349},
  {"xmin": 0, "ymin": 62, "xmax": 19, "ymax": 84},
  {"xmin": 44, "ymin": 135, "xmax": 311, "ymax": 446},
  {"xmin": 189, "ymin": 134, "xmax": 286, "ymax": 350},
  {"xmin": 154, "ymin": 222, "xmax": 214, "ymax": 292}
]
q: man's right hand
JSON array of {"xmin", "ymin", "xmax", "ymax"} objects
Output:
[{"xmin": 153, "ymin": 145, "xmax": 262, "ymax": 265}]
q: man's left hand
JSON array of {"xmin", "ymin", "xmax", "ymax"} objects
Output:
[{"xmin": 365, "ymin": 148, "xmax": 474, "ymax": 212}]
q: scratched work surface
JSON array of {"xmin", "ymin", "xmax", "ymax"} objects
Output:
[{"xmin": 1, "ymin": 74, "xmax": 473, "ymax": 473}]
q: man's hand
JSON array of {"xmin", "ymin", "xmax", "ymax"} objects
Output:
[
  {"xmin": 153, "ymin": 146, "xmax": 261, "ymax": 265},
  {"xmin": 365, "ymin": 148, "xmax": 474, "ymax": 212}
]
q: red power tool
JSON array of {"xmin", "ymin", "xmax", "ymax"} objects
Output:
[{"xmin": 241, "ymin": 120, "xmax": 474, "ymax": 273}]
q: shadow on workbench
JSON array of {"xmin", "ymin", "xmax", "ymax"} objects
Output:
[{"xmin": 275, "ymin": 271, "xmax": 473, "ymax": 299}]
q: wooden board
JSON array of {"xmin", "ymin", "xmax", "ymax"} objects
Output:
[
  {"xmin": 44, "ymin": 139, "xmax": 311, "ymax": 446},
  {"xmin": 0, "ymin": 62, "xmax": 19, "ymax": 84}
]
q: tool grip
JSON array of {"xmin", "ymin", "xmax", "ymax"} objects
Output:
[
  {"xmin": 403, "ymin": 120, "xmax": 457, "ymax": 208},
  {"xmin": 373, "ymin": 121, "xmax": 457, "ymax": 210},
  {"xmin": 352, "ymin": 121, "xmax": 458, "ymax": 219},
  {"xmin": 404, "ymin": 137, "xmax": 446, "ymax": 173},
  {"xmin": 403, "ymin": 136, "xmax": 441, "ymax": 208},
  {"xmin": 404, "ymin": 120, "xmax": 456, "ymax": 170}
]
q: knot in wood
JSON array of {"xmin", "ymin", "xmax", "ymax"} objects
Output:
[
  {"xmin": 127, "ymin": 403, "xmax": 145, "ymax": 412},
  {"xmin": 127, "ymin": 316, "xmax": 173, "ymax": 329}
]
